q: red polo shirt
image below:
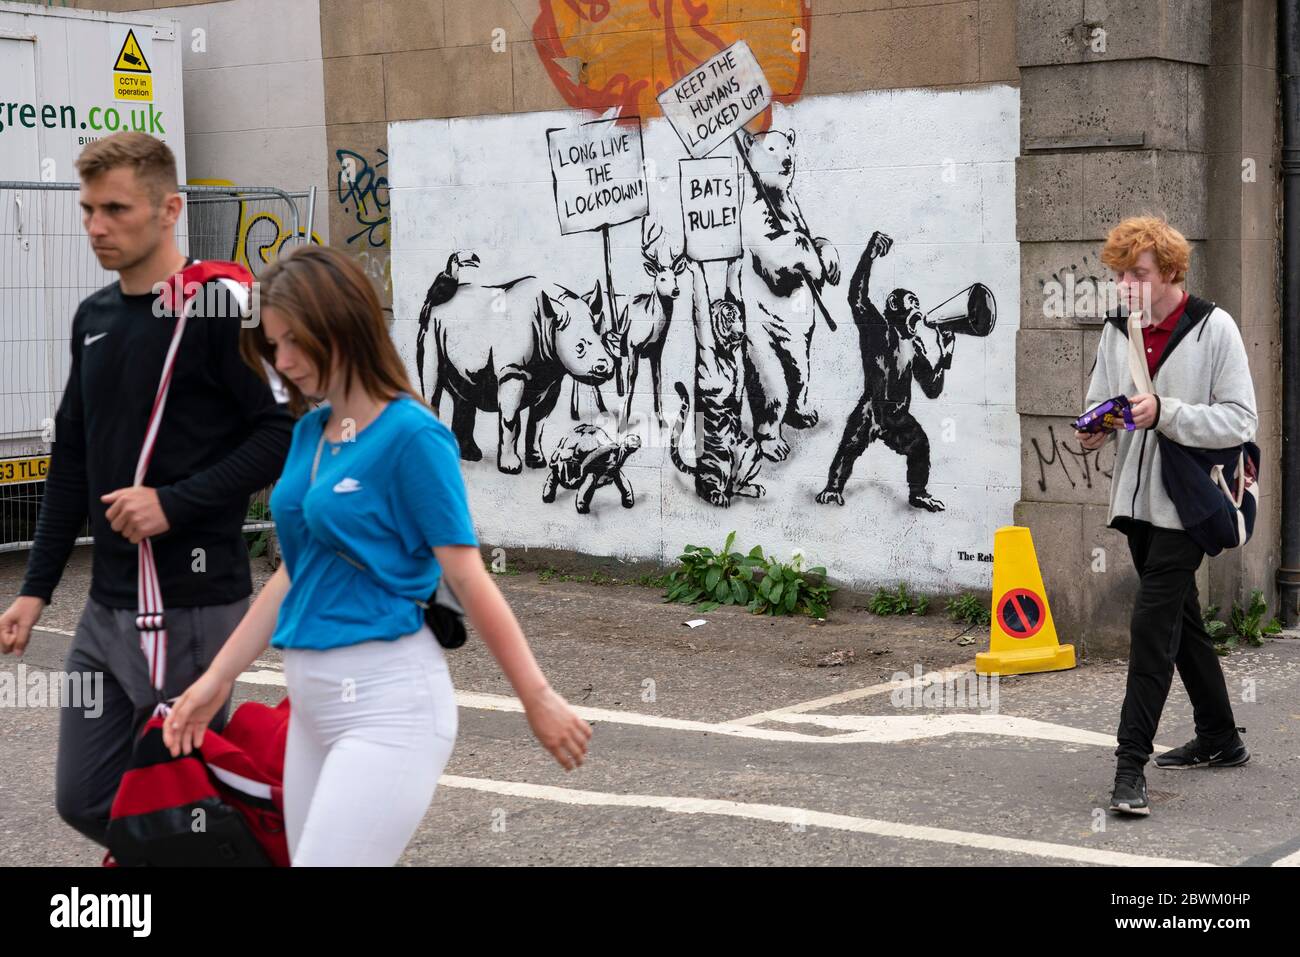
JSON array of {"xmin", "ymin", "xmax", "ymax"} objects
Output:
[{"xmin": 1142, "ymin": 291, "xmax": 1189, "ymax": 379}]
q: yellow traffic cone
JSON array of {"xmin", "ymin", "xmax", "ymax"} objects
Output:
[{"xmin": 975, "ymin": 525, "xmax": 1076, "ymax": 676}]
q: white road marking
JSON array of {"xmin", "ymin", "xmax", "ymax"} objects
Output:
[
  {"xmin": 461, "ymin": 690, "xmax": 1126, "ymax": 748},
  {"xmin": 727, "ymin": 665, "xmax": 976, "ymax": 726},
  {"xmin": 437, "ymin": 774, "xmax": 1216, "ymax": 868},
  {"xmin": 33, "ymin": 626, "xmax": 76, "ymax": 638},
  {"xmin": 1272, "ymin": 848, "xmax": 1300, "ymax": 867},
  {"xmin": 238, "ymin": 669, "xmax": 289, "ymax": 686},
  {"xmin": 769, "ymin": 711, "xmax": 1120, "ymax": 748},
  {"xmin": 231, "ymin": 674, "xmax": 1132, "ymax": 748}
]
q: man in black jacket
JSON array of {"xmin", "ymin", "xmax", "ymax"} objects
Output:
[{"xmin": 0, "ymin": 132, "xmax": 292, "ymax": 846}]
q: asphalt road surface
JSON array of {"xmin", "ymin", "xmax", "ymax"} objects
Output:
[{"xmin": 3, "ymin": 549, "xmax": 1299, "ymax": 867}]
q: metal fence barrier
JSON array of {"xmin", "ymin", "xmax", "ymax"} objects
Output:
[{"xmin": 0, "ymin": 180, "xmax": 315, "ymax": 554}]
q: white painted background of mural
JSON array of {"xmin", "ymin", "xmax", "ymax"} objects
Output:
[{"xmin": 388, "ymin": 85, "xmax": 1020, "ymax": 592}]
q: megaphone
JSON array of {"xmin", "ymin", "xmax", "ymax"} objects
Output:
[{"xmin": 924, "ymin": 283, "xmax": 996, "ymax": 337}]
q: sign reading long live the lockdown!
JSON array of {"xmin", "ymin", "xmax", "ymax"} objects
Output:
[
  {"xmin": 547, "ymin": 118, "xmax": 648, "ymax": 235},
  {"xmin": 680, "ymin": 157, "xmax": 741, "ymax": 261},
  {"xmin": 657, "ymin": 40, "xmax": 772, "ymax": 158}
]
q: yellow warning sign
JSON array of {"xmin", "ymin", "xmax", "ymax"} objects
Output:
[
  {"xmin": 113, "ymin": 29, "xmax": 151, "ymax": 73},
  {"xmin": 115, "ymin": 74, "xmax": 153, "ymax": 101},
  {"xmin": 974, "ymin": 525, "xmax": 1076, "ymax": 676},
  {"xmin": 112, "ymin": 29, "xmax": 152, "ymax": 101}
]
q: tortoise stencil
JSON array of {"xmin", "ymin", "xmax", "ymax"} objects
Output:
[{"xmin": 542, "ymin": 424, "xmax": 642, "ymax": 513}]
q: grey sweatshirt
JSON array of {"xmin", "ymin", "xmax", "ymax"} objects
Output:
[{"xmin": 1083, "ymin": 294, "xmax": 1259, "ymax": 531}]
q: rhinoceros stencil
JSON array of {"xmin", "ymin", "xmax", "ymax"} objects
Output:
[{"xmin": 421, "ymin": 273, "xmax": 617, "ymax": 474}]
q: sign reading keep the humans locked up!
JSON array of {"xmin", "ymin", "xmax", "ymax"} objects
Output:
[
  {"xmin": 547, "ymin": 118, "xmax": 648, "ymax": 235},
  {"xmin": 657, "ymin": 40, "xmax": 771, "ymax": 158},
  {"xmin": 680, "ymin": 156, "xmax": 741, "ymax": 260}
]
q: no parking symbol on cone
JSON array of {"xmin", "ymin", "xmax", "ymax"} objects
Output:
[{"xmin": 975, "ymin": 526, "xmax": 1076, "ymax": 676}]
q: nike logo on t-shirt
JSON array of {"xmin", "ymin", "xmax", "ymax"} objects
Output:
[
  {"xmin": 333, "ymin": 478, "xmax": 362, "ymax": 494},
  {"xmin": 84, "ymin": 332, "xmax": 108, "ymax": 346}
]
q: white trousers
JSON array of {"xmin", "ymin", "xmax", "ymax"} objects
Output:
[{"xmin": 283, "ymin": 626, "xmax": 457, "ymax": 866}]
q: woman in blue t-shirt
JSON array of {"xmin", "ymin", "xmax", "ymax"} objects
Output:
[{"xmin": 162, "ymin": 246, "xmax": 592, "ymax": 866}]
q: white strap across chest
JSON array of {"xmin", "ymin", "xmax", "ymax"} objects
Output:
[{"xmin": 134, "ymin": 265, "xmax": 249, "ymax": 711}]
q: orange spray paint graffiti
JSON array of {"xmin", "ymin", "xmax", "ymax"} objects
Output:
[{"xmin": 533, "ymin": 0, "xmax": 810, "ymax": 128}]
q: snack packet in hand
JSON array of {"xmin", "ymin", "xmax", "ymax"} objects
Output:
[{"xmin": 1073, "ymin": 395, "xmax": 1135, "ymax": 433}]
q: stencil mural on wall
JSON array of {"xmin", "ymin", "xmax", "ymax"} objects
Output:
[
  {"xmin": 816, "ymin": 231, "xmax": 997, "ymax": 512},
  {"xmin": 669, "ymin": 257, "xmax": 765, "ymax": 508},
  {"xmin": 414, "ymin": 250, "xmax": 478, "ymax": 397},
  {"xmin": 735, "ymin": 128, "xmax": 841, "ymax": 464},
  {"xmin": 411, "ymin": 120, "xmax": 984, "ymax": 514},
  {"xmin": 388, "ymin": 69, "xmax": 1021, "ymax": 590},
  {"xmin": 406, "ymin": 40, "xmax": 1002, "ymax": 517},
  {"xmin": 611, "ymin": 221, "xmax": 687, "ymax": 430},
  {"xmin": 418, "ymin": 270, "xmax": 617, "ymax": 475},
  {"xmin": 546, "ymin": 116, "xmax": 650, "ymax": 421},
  {"xmin": 543, "ymin": 424, "xmax": 642, "ymax": 513}
]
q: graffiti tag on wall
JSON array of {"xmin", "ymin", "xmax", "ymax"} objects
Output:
[
  {"xmin": 336, "ymin": 147, "xmax": 390, "ymax": 248},
  {"xmin": 336, "ymin": 147, "xmax": 391, "ymax": 293},
  {"xmin": 185, "ymin": 178, "xmax": 321, "ymax": 280},
  {"xmin": 1029, "ymin": 423, "xmax": 1115, "ymax": 493}
]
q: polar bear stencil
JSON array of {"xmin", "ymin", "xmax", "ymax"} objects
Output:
[{"xmin": 737, "ymin": 129, "xmax": 841, "ymax": 462}]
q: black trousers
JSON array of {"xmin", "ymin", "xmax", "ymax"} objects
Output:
[{"xmin": 1114, "ymin": 522, "xmax": 1238, "ymax": 776}]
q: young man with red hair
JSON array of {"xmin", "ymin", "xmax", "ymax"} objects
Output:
[{"xmin": 1077, "ymin": 216, "xmax": 1257, "ymax": 817}]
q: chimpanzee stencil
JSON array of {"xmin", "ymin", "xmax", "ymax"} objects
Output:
[{"xmin": 817, "ymin": 231, "xmax": 955, "ymax": 511}]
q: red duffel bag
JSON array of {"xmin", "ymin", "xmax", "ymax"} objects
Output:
[{"xmin": 104, "ymin": 698, "xmax": 291, "ymax": 867}]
